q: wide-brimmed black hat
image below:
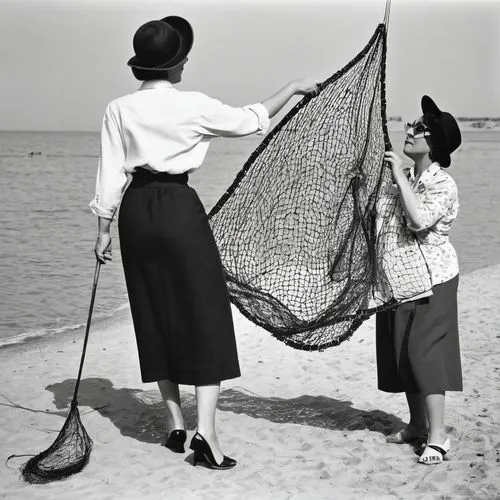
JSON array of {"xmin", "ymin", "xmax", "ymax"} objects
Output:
[
  {"xmin": 421, "ymin": 95, "xmax": 461, "ymax": 168},
  {"xmin": 127, "ymin": 16, "xmax": 193, "ymax": 70}
]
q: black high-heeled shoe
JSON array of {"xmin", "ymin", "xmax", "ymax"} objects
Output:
[
  {"xmin": 189, "ymin": 432, "xmax": 236, "ymax": 470},
  {"xmin": 162, "ymin": 429, "xmax": 187, "ymax": 453}
]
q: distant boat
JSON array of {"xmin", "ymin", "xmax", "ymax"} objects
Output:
[{"xmin": 28, "ymin": 152, "xmax": 42, "ymax": 157}]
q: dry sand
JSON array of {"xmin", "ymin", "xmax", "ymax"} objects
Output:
[{"xmin": 1, "ymin": 265, "xmax": 499, "ymax": 500}]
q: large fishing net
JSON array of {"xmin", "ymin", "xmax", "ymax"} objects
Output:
[
  {"xmin": 7, "ymin": 4, "xmax": 433, "ymax": 486},
  {"xmin": 209, "ymin": 22, "xmax": 431, "ymax": 350}
]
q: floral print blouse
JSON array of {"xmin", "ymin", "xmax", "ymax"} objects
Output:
[
  {"xmin": 375, "ymin": 162, "xmax": 459, "ymax": 304},
  {"xmin": 405, "ymin": 162, "xmax": 459, "ymax": 286}
]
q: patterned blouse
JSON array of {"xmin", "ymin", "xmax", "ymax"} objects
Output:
[
  {"xmin": 375, "ymin": 162, "xmax": 459, "ymax": 304},
  {"xmin": 405, "ymin": 162, "xmax": 459, "ymax": 286}
]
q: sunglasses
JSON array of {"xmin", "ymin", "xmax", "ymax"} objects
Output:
[{"xmin": 404, "ymin": 121, "xmax": 431, "ymax": 138}]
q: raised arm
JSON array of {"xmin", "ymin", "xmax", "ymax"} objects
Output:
[
  {"xmin": 196, "ymin": 78, "xmax": 320, "ymax": 138},
  {"xmin": 384, "ymin": 151, "xmax": 456, "ymax": 232},
  {"xmin": 261, "ymin": 78, "xmax": 320, "ymax": 118},
  {"xmin": 384, "ymin": 151, "xmax": 423, "ymax": 229}
]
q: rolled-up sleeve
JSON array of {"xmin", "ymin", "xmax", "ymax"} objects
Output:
[
  {"xmin": 406, "ymin": 176, "xmax": 457, "ymax": 232},
  {"xmin": 89, "ymin": 105, "xmax": 127, "ymax": 220},
  {"xmin": 196, "ymin": 95, "xmax": 270, "ymax": 138}
]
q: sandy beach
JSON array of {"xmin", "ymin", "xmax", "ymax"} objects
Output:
[{"xmin": 1, "ymin": 263, "xmax": 499, "ymax": 500}]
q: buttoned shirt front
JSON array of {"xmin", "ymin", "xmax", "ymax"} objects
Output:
[{"xmin": 89, "ymin": 80, "xmax": 270, "ymax": 219}]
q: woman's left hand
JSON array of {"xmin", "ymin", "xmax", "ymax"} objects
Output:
[{"xmin": 384, "ymin": 151, "xmax": 406, "ymax": 181}]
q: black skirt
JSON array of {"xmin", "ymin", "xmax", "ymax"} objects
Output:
[
  {"xmin": 376, "ymin": 274, "xmax": 462, "ymax": 394},
  {"xmin": 118, "ymin": 169, "xmax": 241, "ymax": 385}
]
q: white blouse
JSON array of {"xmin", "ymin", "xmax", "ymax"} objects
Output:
[{"xmin": 89, "ymin": 80, "xmax": 270, "ymax": 219}]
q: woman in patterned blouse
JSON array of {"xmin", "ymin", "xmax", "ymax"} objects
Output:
[{"xmin": 377, "ymin": 95, "xmax": 462, "ymax": 465}]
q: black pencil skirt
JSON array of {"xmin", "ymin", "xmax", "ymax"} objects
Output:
[
  {"xmin": 376, "ymin": 274, "xmax": 462, "ymax": 394},
  {"xmin": 118, "ymin": 169, "xmax": 241, "ymax": 385}
]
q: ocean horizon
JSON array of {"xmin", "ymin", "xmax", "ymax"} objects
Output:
[{"xmin": 2, "ymin": 117, "xmax": 500, "ymax": 135}]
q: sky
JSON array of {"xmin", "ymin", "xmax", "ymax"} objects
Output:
[{"xmin": 1, "ymin": 0, "xmax": 499, "ymax": 131}]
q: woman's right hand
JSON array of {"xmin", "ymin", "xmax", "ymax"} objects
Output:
[
  {"xmin": 94, "ymin": 233, "xmax": 112, "ymax": 264},
  {"xmin": 293, "ymin": 78, "xmax": 321, "ymax": 97},
  {"xmin": 261, "ymin": 78, "xmax": 321, "ymax": 118}
]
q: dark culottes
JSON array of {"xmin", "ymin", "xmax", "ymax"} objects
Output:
[
  {"xmin": 376, "ymin": 274, "xmax": 462, "ymax": 394},
  {"xmin": 118, "ymin": 169, "xmax": 241, "ymax": 385}
]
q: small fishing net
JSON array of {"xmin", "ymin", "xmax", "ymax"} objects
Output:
[
  {"xmin": 20, "ymin": 402, "xmax": 93, "ymax": 483},
  {"xmin": 209, "ymin": 21, "xmax": 431, "ymax": 350},
  {"xmin": 8, "ymin": 263, "xmax": 100, "ymax": 483}
]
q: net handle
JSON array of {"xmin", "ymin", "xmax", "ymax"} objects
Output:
[
  {"xmin": 71, "ymin": 260, "xmax": 101, "ymax": 405},
  {"xmin": 383, "ymin": 0, "xmax": 391, "ymax": 29}
]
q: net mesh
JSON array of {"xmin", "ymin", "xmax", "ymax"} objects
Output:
[
  {"xmin": 20, "ymin": 402, "xmax": 93, "ymax": 484},
  {"xmin": 209, "ymin": 24, "xmax": 431, "ymax": 350}
]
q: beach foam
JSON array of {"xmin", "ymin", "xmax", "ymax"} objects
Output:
[{"xmin": 0, "ymin": 302, "xmax": 130, "ymax": 349}]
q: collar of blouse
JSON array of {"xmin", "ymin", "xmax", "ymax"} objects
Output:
[
  {"xmin": 408, "ymin": 161, "xmax": 441, "ymax": 187},
  {"xmin": 138, "ymin": 80, "xmax": 174, "ymax": 91}
]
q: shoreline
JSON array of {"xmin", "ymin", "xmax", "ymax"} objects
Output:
[
  {"xmin": 2, "ymin": 257, "xmax": 499, "ymax": 352},
  {"xmin": 0, "ymin": 304, "xmax": 131, "ymax": 351},
  {"xmin": 0, "ymin": 265, "xmax": 499, "ymax": 499}
]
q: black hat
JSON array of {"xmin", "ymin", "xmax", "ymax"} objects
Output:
[
  {"xmin": 127, "ymin": 16, "xmax": 193, "ymax": 70},
  {"xmin": 421, "ymin": 95, "xmax": 461, "ymax": 168}
]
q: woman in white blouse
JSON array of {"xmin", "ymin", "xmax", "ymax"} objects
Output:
[
  {"xmin": 377, "ymin": 96, "xmax": 462, "ymax": 465},
  {"xmin": 90, "ymin": 16, "xmax": 319, "ymax": 470}
]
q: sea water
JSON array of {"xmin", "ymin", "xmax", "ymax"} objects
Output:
[{"xmin": 1, "ymin": 130, "xmax": 499, "ymax": 346}]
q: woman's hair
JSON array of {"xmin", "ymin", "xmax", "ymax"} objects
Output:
[
  {"xmin": 426, "ymin": 137, "xmax": 451, "ymax": 168},
  {"xmin": 424, "ymin": 113, "xmax": 451, "ymax": 167},
  {"xmin": 131, "ymin": 67, "xmax": 170, "ymax": 81},
  {"xmin": 428, "ymin": 147, "xmax": 451, "ymax": 168}
]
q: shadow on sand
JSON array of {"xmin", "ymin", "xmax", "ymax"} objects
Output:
[{"xmin": 45, "ymin": 377, "xmax": 405, "ymax": 445}]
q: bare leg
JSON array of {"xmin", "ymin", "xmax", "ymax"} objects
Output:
[
  {"xmin": 158, "ymin": 379, "xmax": 184, "ymax": 433},
  {"xmin": 195, "ymin": 383, "xmax": 224, "ymax": 464},
  {"xmin": 424, "ymin": 392, "xmax": 446, "ymax": 443}
]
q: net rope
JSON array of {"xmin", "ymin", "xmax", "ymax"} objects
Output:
[{"xmin": 209, "ymin": 22, "xmax": 431, "ymax": 350}]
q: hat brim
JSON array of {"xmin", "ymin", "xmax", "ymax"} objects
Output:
[{"xmin": 127, "ymin": 16, "xmax": 193, "ymax": 70}]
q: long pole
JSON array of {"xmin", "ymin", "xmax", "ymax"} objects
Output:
[
  {"xmin": 71, "ymin": 261, "xmax": 101, "ymax": 405},
  {"xmin": 383, "ymin": 0, "xmax": 392, "ymax": 29}
]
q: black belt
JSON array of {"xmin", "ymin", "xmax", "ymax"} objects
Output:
[{"xmin": 132, "ymin": 168, "xmax": 188, "ymax": 185}]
